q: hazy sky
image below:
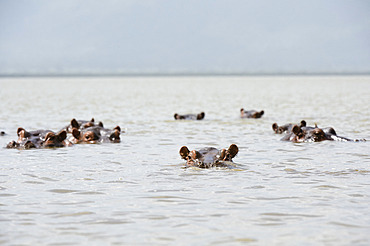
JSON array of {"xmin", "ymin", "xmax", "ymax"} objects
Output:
[{"xmin": 0, "ymin": 0, "xmax": 369, "ymax": 74}]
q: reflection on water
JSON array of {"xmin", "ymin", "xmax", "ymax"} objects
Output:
[{"xmin": 0, "ymin": 76, "xmax": 369, "ymax": 245}]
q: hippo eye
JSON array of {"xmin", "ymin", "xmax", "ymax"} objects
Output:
[{"xmin": 84, "ymin": 134, "xmax": 92, "ymax": 141}]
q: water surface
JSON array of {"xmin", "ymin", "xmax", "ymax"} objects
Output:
[{"xmin": 0, "ymin": 76, "xmax": 369, "ymax": 245}]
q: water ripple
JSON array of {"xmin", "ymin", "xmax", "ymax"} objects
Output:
[
  {"xmin": 47, "ymin": 189, "xmax": 80, "ymax": 193},
  {"xmin": 329, "ymin": 221, "xmax": 367, "ymax": 228},
  {"xmin": 0, "ymin": 193, "xmax": 16, "ymax": 197},
  {"xmin": 87, "ymin": 219, "xmax": 132, "ymax": 224},
  {"xmin": 260, "ymin": 212, "xmax": 322, "ymax": 218},
  {"xmin": 56, "ymin": 211, "xmax": 95, "ymax": 217}
]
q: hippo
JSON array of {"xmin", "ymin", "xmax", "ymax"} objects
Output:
[
  {"xmin": 240, "ymin": 108, "xmax": 264, "ymax": 119},
  {"xmin": 272, "ymin": 120, "xmax": 307, "ymax": 134},
  {"xmin": 42, "ymin": 131, "xmax": 70, "ymax": 147},
  {"xmin": 6, "ymin": 127, "xmax": 69, "ymax": 149},
  {"xmin": 174, "ymin": 112, "xmax": 205, "ymax": 120},
  {"xmin": 179, "ymin": 144, "xmax": 239, "ymax": 168},
  {"xmin": 70, "ymin": 125, "xmax": 121, "ymax": 144},
  {"xmin": 279, "ymin": 124, "xmax": 364, "ymax": 142},
  {"xmin": 64, "ymin": 118, "xmax": 103, "ymax": 133}
]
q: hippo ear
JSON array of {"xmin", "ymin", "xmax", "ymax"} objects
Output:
[
  {"xmin": 197, "ymin": 112, "xmax": 205, "ymax": 120},
  {"xmin": 300, "ymin": 120, "xmax": 306, "ymax": 127},
  {"xmin": 260, "ymin": 110, "xmax": 264, "ymax": 116},
  {"xmin": 327, "ymin": 127, "xmax": 337, "ymax": 136},
  {"xmin": 240, "ymin": 108, "xmax": 244, "ymax": 112},
  {"xmin": 292, "ymin": 125, "xmax": 301, "ymax": 135},
  {"xmin": 99, "ymin": 122, "xmax": 104, "ymax": 128},
  {"xmin": 272, "ymin": 123, "xmax": 278, "ymax": 131},
  {"xmin": 18, "ymin": 128, "xmax": 30, "ymax": 138},
  {"xmin": 179, "ymin": 146, "xmax": 190, "ymax": 159},
  {"xmin": 109, "ymin": 130, "xmax": 120, "ymax": 142},
  {"xmin": 17, "ymin": 127, "xmax": 25, "ymax": 136},
  {"xmin": 174, "ymin": 113, "xmax": 178, "ymax": 119},
  {"xmin": 228, "ymin": 144, "xmax": 239, "ymax": 158},
  {"xmin": 71, "ymin": 118, "xmax": 79, "ymax": 129},
  {"xmin": 57, "ymin": 130, "xmax": 67, "ymax": 141},
  {"xmin": 72, "ymin": 128, "xmax": 81, "ymax": 139},
  {"xmin": 114, "ymin": 126, "xmax": 121, "ymax": 132},
  {"xmin": 314, "ymin": 123, "xmax": 318, "ymax": 128},
  {"xmin": 90, "ymin": 118, "xmax": 95, "ymax": 123}
]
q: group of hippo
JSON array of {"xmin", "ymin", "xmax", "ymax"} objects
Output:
[
  {"xmin": 175, "ymin": 108, "xmax": 365, "ymax": 168},
  {"xmin": 173, "ymin": 108, "xmax": 264, "ymax": 120},
  {"xmin": 2, "ymin": 108, "xmax": 365, "ymax": 168},
  {"xmin": 5, "ymin": 118, "xmax": 121, "ymax": 149}
]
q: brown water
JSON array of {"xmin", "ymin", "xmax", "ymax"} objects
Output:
[{"xmin": 0, "ymin": 76, "xmax": 369, "ymax": 245}]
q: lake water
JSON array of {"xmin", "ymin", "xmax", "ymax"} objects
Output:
[{"xmin": 0, "ymin": 76, "xmax": 369, "ymax": 245}]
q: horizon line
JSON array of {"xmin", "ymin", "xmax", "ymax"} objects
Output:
[{"xmin": 1, "ymin": 71, "xmax": 370, "ymax": 78}]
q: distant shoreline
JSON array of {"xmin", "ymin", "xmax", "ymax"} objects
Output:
[{"xmin": 1, "ymin": 71, "xmax": 370, "ymax": 78}]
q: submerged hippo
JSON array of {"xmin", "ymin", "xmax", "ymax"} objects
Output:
[
  {"xmin": 240, "ymin": 108, "xmax": 264, "ymax": 119},
  {"xmin": 70, "ymin": 125, "xmax": 121, "ymax": 144},
  {"xmin": 179, "ymin": 144, "xmax": 239, "ymax": 168},
  {"xmin": 272, "ymin": 120, "xmax": 307, "ymax": 134},
  {"xmin": 6, "ymin": 127, "xmax": 69, "ymax": 149},
  {"xmin": 278, "ymin": 123, "xmax": 364, "ymax": 142},
  {"xmin": 64, "ymin": 118, "xmax": 103, "ymax": 133},
  {"xmin": 174, "ymin": 112, "xmax": 205, "ymax": 120}
]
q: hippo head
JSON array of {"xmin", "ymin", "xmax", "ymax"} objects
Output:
[
  {"xmin": 71, "ymin": 125, "xmax": 121, "ymax": 143},
  {"xmin": 43, "ymin": 131, "xmax": 67, "ymax": 148},
  {"xmin": 72, "ymin": 127, "xmax": 101, "ymax": 144},
  {"xmin": 174, "ymin": 112, "xmax": 205, "ymax": 120},
  {"xmin": 272, "ymin": 123, "xmax": 283, "ymax": 134},
  {"xmin": 254, "ymin": 110, "xmax": 264, "ymax": 118},
  {"xmin": 179, "ymin": 144, "xmax": 239, "ymax": 168},
  {"xmin": 174, "ymin": 114, "xmax": 183, "ymax": 120},
  {"xmin": 240, "ymin": 109, "xmax": 264, "ymax": 118},
  {"xmin": 290, "ymin": 125, "xmax": 306, "ymax": 142},
  {"xmin": 67, "ymin": 118, "xmax": 103, "ymax": 133},
  {"xmin": 304, "ymin": 128, "xmax": 331, "ymax": 142},
  {"xmin": 272, "ymin": 120, "xmax": 307, "ymax": 134},
  {"xmin": 291, "ymin": 125, "xmax": 331, "ymax": 142},
  {"xmin": 16, "ymin": 128, "xmax": 45, "ymax": 148},
  {"xmin": 108, "ymin": 126, "xmax": 121, "ymax": 143}
]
